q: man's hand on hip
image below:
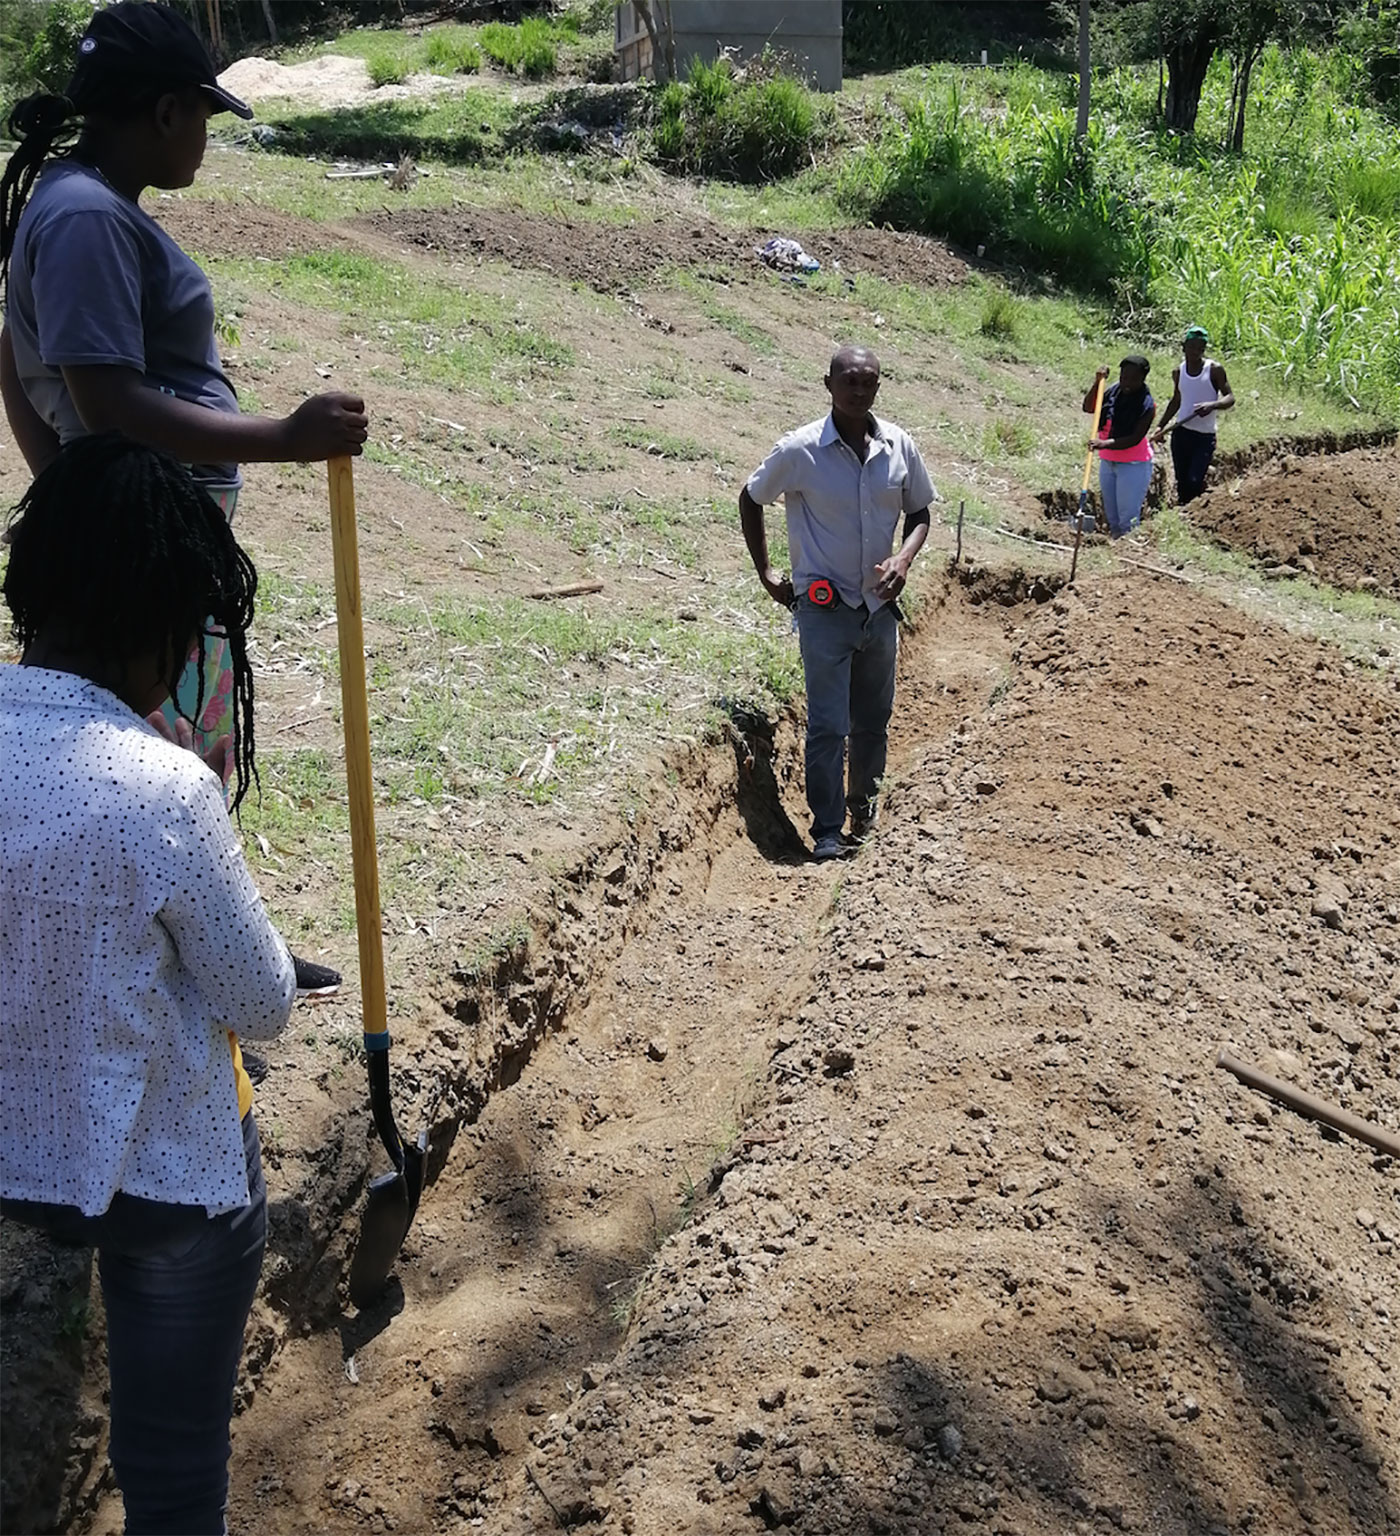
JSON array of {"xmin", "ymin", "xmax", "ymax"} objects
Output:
[{"xmin": 761, "ymin": 567, "xmax": 796, "ymax": 609}]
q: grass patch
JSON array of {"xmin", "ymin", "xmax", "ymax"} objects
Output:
[
  {"xmin": 424, "ymin": 28, "xmax": 482, "ymax": 76},
  {"xmin": 609, "ymin": 424, "xmax": 717, "ymax": 461},
  {"xmin": 252, "ymin": 89, "xmax": 516, "ymax": 165},
  {"xmin": 205, "ymin": 250, "xmax": 573, "ymax": 397}
]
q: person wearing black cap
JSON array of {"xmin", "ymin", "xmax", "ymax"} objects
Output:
[
  {"xmin": 0, "ymin": 2, "xmax": 361, "ymax": 998},
  {"xmin": 1151, "ymin": 326, "xmax": 1235, "ymax": 504},
  {"xmin": 1083, "ymin": 355, "xmax": 1157, "ymax": 538}
]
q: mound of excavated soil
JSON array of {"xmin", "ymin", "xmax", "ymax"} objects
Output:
[
  {"xmin": 358, "ymin": 206, "xmax": 967, "ymax": 295},
  {"xmin": 1188, "ymin": 441, "xmax": 1400, "ymax": 595}
]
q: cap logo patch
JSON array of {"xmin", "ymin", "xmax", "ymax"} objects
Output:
[{"xmin": 79, "ymin": 37, "xmax": 97, "ymax": 53}]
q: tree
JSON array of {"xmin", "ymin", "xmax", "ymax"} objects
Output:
[
  {"xmin": 632, "ymin": 0, "xmax": 677, "ymax": 83},
  {"xmin": 1075, "ymin": 0, "xmax": 1091, "ymax": 137}
]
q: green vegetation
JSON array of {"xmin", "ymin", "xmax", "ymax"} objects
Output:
[
  {"xmin": 423, "ymin": 29, "xmax": 482, "ymax": 77},
  {"xmin": 0, "ymin": 0, "xmax": 88, "ymax": 110},
  {"xmin": 653, "ymin": 56, "xmax": 835, "ymax": 181},
  {"xmin": 478, "ymin": 16, "xmax": 576, "ymax": 79},
  {"xmin": 837, "ymin": 50, "xmax": 1400, "ymax": 419},
  {"xmin": 321, "ymin": 14, "xmax": 582, "ymax": 85}
]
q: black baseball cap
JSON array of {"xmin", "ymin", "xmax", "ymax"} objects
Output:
[
  {"xmin": 1120, "ymin": 353, "xmax": 1150, "ymax": 375},
  {"xmin": 67, "ymin": 2, "xmax": 253, "ymax": 119}
]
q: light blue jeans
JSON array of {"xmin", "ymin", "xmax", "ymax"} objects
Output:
[
  {"xmin": 1099, "ymin": 457, "xmax": 1153, "ymax": 537},
  {"xmin": 796, "ymin": 598, "xmax": 898, "ymax": 840}
]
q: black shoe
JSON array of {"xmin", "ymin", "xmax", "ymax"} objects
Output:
[{"xmin": 293, "ymin": 955, "xmax": 341, "ymax": 997}]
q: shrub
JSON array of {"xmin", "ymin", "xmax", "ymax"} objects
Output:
[
  {"xmin": 980, "ymin": 290, "xmax": 1019, "ymax": 339},
  {"xmin": 650, "ymin": 57, "xmax": 830, "ymax": 182}
]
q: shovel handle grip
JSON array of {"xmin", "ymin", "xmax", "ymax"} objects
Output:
[
  {"xmin": 327, "ymin": 456, "xmax": 389, "ymax": 1045},
  {"xmin": 1082, "ymin": 373, "xmax": 1107, "ymax": 493}
]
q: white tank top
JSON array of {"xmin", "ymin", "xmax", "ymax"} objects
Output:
[{"xmin": 1177, "ymin": 358, "xmax": 1219, "ymax": 434}]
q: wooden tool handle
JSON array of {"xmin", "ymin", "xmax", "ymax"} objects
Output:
[
  {"xmin": 327, "ymin": 456, "xmax": 388, "ymax": 1041},
  {"xmin": 1082, "ymin": 374, "xmax": 1108, "ymax": 492}
]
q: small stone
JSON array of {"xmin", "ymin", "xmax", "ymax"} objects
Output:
[
  {"xmin": 754, "ymin": 1484, "xmax": 797, "ymax": 1526},
  {"xmin": 1311, "ymin": 895, "xmax": 1345, "ymax": 930},
  {"xmin": 796, "ymin": 1448, "xmax": 823, "ymax": 1477},
  {"xmin": 646, "ymin": 1038, "xmax": 669, "ymax": 1062},
  {"xmin": 1182, "ymin": 1395, "xmax": 1201, "ymax": 1421},
  {"xmin": 822, "ymin": 1046, "xmax": 856, "ymax": 1077},
  {"xmin": 737, "ymin": 1424, "xmax": 766, "ymax": 1449},
  {"xmin": 581, "ymin": 1365, "xmax": 605, "ymax": 1391},
  {"xmin": 872, "ymin": 1407, "xmax": 900, "ymax": 1437},
  {"xmin": 759, "ymin": 1385, "xmax": 788, "ymax": 1412},
  {"xmin": 1356, "ymin": 1208, "xmax": 1377, "ymax": 1230},
  {"xmin": 936, "ymin": 1423, "xmax": 963, "ymax": 1460},
  {"xmin": 1081, "ymin": 1404, "xmax": 1107, "ymax": 1429},
  {"xmin": 1044, "ymin": 1141, "xmax": 1071, "ymax": 1165}
]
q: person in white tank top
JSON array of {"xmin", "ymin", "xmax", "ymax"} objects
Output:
[{"xmin": 1152, "ymin": 326, "xmax": 1235, "ymax": 504}]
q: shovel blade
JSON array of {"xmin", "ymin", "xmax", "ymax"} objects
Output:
[{"xmin": 347, "ymin": 1167, "xmax": 411, "ymax": 1309}]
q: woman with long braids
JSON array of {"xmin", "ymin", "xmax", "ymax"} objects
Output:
[
  {"xmin": 1, "ymin": 435, "xmax": 295, "ymax": 1535},
  {"xmin": 0, "ymin": 0, "xmax": 367, "ymax": 994}
]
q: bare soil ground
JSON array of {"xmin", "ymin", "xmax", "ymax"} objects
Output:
[
  {"xmin": 356, "ymin": 207, "xmax": 968, "ymax": 296},
  {"xmin": 3, "ymin": 159, "xmax": 1399, "ymax": 1536},
  {"xmin": 1187, "ymin": 441, "xmax": 1400, "ymax": 597}
]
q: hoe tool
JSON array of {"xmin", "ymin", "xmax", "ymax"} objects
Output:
[
  {"xmin": 1069, "ymin": 371, "xmax": 1108, "ymax": 584},
  {"xmin": 327, "ymin": 455, "xmax": 427, "ymax": 1309}
]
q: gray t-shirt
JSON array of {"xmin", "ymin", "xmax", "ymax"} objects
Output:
[{"xmin": 6, "ymin": 161, "xmax": 241, "ymax": 487}]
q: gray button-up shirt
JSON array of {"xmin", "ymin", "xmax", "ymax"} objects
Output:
[{"xmin": 746, "ymin": 413, "xmax": 936, "ymax": 611}]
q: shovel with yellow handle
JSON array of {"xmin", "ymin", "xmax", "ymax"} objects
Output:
[
  {"xmin": 1069, "ymin": 369, "xmax": 1108, "ymax": 585},
  {"xmin": 327, "ymin": 455, "xmax": 427, "ymax": 1309}
]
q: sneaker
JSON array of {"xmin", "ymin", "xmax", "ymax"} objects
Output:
[
  {"xmin": 848, "ymin": 813, "xmax": 877, "ymax": 844},
  {"xmin": 293, "ymin": 955, "xmax": 341, "ymax": 997},
  {"xmin": 812, "ymin": 834, "xmax": 850, "ymax": 862}
]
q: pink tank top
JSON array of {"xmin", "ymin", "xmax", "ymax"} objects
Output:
[{"xmin": 1097, "ymin": 384, "xmax": 1154, "ymax": 463}]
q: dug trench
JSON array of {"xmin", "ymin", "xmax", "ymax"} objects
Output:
[{"xmin": 7, "ymin": 557, "xmax": 1400, "ymax": 1536}]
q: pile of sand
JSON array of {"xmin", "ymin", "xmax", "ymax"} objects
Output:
[{"xmin": 218, "ymin": 54, "xmax": 473, "ymax": 112}]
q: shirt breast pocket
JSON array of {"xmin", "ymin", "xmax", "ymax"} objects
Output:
[{"xmin": 867, "ymin": 454, "xmax": 908, "ymax": 518}]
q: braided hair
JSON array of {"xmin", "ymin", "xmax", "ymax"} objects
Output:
[{"xmin": 4, "ymin": 435, "xmax": 260, "ymax": 810}]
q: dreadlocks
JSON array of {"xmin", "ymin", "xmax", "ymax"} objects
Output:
[
  {"xmin": 0, "ymin": 93, "xmax": 80, "ymax": 301},
  {"xmin": 4, "ymin": 435, "xmax": 260, "ymax": 809}
]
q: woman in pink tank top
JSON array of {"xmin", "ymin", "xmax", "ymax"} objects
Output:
[{"xmin": 1083, "ymin": 355, "xmax": 1157, "ymax": 538}]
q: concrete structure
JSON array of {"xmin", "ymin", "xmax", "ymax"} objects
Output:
[{"xmin": 616, "ymin": 1, "xmax": 843, "ymax": 92}]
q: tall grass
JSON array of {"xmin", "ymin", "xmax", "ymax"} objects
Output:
[
  {"xmin": 836, "ymin": 48, "xmax": 1400, "ymax": 419},
  {"xmin": 479, "ymin": 16, "xmax": 574, "ymax": 79}
]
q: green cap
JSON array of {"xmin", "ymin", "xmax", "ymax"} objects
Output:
[{"xmin": 1183, "ymin": 325, "xmax": 1209, "ymax": 343}]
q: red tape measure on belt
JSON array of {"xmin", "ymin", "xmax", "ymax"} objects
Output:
[{"xmin": 807, "ymin": 578, "xmax": 836, "ymax": 608}]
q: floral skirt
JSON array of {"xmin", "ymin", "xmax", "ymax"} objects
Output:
[{"xmin": 159, "ymin": 484, "xmax": 240, "ymax": 777}]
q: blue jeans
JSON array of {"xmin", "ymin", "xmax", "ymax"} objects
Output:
[
  {"xmin": 796, "ymin": 598, "xmax": 898, "ymax": 839},
  {"xmin": 2, "ymin": 1114, "xmax": 266, "ymax": 1535},
  {"xmin": 1099, "ymin": 457, "xmax": 1153, "ymax": 536},
  {"xmin": 1170, "ymin": 426, "xmax": 1216, "ymax": 504}
]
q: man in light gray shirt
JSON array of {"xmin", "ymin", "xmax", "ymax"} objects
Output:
[{"xmin": 740, "ymin": 344, "xmax": 934, "ymax": 860}]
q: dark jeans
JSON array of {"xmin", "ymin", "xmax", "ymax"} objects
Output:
[
  {"xmin": 1170, "ymin": 426, "xmax": 1217, "ymax": 504},
  {"xmin": 2, "ymin": 1114, "xmax": 266, "ymax": 1535},
  {"xmin": 796, "ymin": 597, "xmax": 899, "ymax": 839}
]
